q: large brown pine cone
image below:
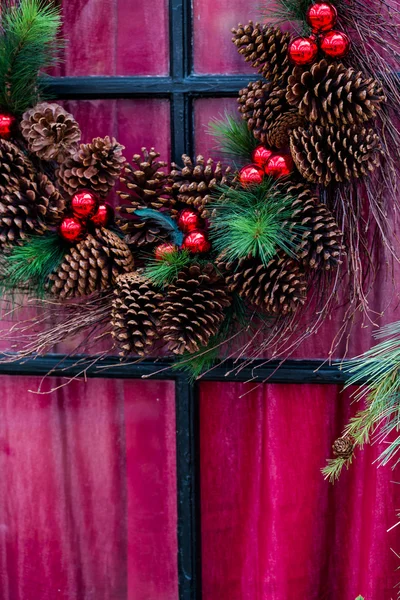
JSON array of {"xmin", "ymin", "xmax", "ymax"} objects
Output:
[
  {"xmin": 286, "ymin": 60, "xmax": 386, "ymax": 127},
  {"xmin": 166, "ymin": 155, "xmax": 232, "ymax": 219},
  {"xmin": 267, "ymin": 110, "xmax": 306, "ymax": 149},
  {"xmin": 160, "ymin": 263, "xmax": 231, "ymax": 355},
  {"xmin": 238, "ymin": 81, "xmax": 290, "ymax": 144},
  {"xmin": 217, "ymin": 253, "xmax": 307, "ymax": 315},
  {"xmin": 0, "ymin": 139, "xmax": 35, "ymax": 193},
  {"xmin": 48, "ymin": 228, "xmax": 134, "ymax": 299},
  {"xmin": 0, "ymin": 173, "xmax": 65, "ymax": 248},
  {"xmin": 21, "ymin": 102, "xmax": 81, "ymax": 163},
  {"xmin": 232, "ymin": 22, "xmax": 291, "ymax": 85},
  {"xmin": 290, "ymin": 124, "xmax": 382, "ymax": 185},
  {"xmin": 111, "ymin": 270, "xmax": 163, "ymax": 357},
  {"xmin": 57, "ymin": 136, "xmax": 126, "ymax": 197}
]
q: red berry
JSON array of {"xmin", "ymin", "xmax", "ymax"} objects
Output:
[
  {"xmin": 178, "ymin": 209, "xmax": 202, "ymax": 233},
  {"xmin": 288, "ymin": 37, "xmax": 319, "ymax": 66},
  {"xmin": 71, "ymin": 190, "xmax": 98, "ymax": 220},
  {"xmin": 154, "ymin": 242, "xmax": 178, "ymax": 260},
  {"xmin": 0, "ymin": 114, "xmax": 15, "ymax": 139},
  {"xmin": 59, "ymin": 217, "xmax": 86, "ymax": 243},
  {"xmin": 182, "ymin": 230, "xmax": 211, "ymax": 254},
  {"xmin": 306, "ymin": 2, "xmax": 337, "ymax": 32},
  {"xmin": 252, "ymin": 145, "xmax": 274, "ymax": 167},
  {"xmin": 239, "ymin": 164, "xmax": 264, "ymax": 186},
  {"xmin": 90, "ymin": 203, "xmax": 114, "ymax": 227},
  {"xmin": 320, "ymin": 30, "xmax": 351, "ymax": 58},
  {"xmin": 264, "ymin": 154, "xmax": 294, "ymax": 179}
]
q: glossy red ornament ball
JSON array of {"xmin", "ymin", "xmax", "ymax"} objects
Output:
[
  {"xmin": 182, "ymin": 230, "xmax": 211, "ymax": 254},
  {"xmin": 306, "ymin": 2, "xmax": 337, "ymax": 32},
  {"xmin": 239, "ymin": 164, "xmax": 264, "ymax": 186},
  {"xmin": 178, "ymin": 209, "xmax": 202, "ymax": 233},
  {"xmin": 71, "ymin": 190, "xmax": 98, "ymax": 220},
  {"xmin": 90, "ymin": 202, "xmax": 114, "ymax": 227},
  {"xmin": 59, "ymin": 217, "xmax": 86, "ymax": 243},
  {"xmin": 0, "ymin": 114, "xmax": 15, "ymax": 139},
  {"xmin": 288, "ymin": 36, "xmax": 319, "ymax": 65},
  {"xmin": 154, "ymin": 242, "xmax": 178, "ymax": 261},
  {"xmin": 320, "ymin": 30, "xmax": 351, "ymax": 58},
  {"xmin": 264, "ymin": 154, "xmax": 294, "ymax": 179},
  {"xmin": 252, "ymin": 145, "xmax": 274, "ymax": 167}
]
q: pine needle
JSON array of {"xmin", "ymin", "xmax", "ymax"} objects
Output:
[
  {"xmin": 207, "ymin": 112, "xmax": 258, "ymax": 164},
  {"xmin": 261, "ymin": 0, "xmax": 315, "ymax": 29},
  {"xmin": 209, "ymin": 179, "xmax": 305, "ymax": 265},
  {"xmin": 0, "ymin": 0, "xmax": 64, "ymax": 114},
  {"xmin": 144, "ymin": 250, "xmax": 192, "ymax": 287},
  {"xmin": 0, "ymin": 233, "xmax": 66, "ymax": 298}
]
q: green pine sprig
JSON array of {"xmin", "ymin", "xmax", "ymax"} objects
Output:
[
  {"xmin": 0, "ymin": 232, "xmax": 66, "ymax": 298},
  {"xmin": 0, "ymin": 0, "xmax": 64, "ymax": 115},
  {"xmin": 207, "ymin": 112, "xmax": 258, "ymax": 165},
  {"xmin": 261, "ymin": 0, "xmax": 314, "ymax": 30},
  {"xmin": 143, "ymin": 249, "xmax": 192, "ymax": 287},
  {"xmin": 209, "ymin": 179, "xmax": 305, "ymax": 266}
]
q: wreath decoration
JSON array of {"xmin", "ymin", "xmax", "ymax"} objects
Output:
[{"xmin": 0, "ymin": 0, "xmax": 398, "ymax": 382}]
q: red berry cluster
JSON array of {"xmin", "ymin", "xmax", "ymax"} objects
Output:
[
  {"xmin": 288, "ymin": 2, "xmax": 350, "ymax": 66},
  {"xmin": 59, "ymin": 190, "xmax": 114, "ymax": 243},
  {"xmin": 239, "ymin": 146, "xmax": 294, "ymax": 186},
  {"xmin": 154, "ymin": 209, "xmax": 211, "ymax": 260}
]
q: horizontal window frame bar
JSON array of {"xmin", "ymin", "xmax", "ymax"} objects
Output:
[{"xmin": 0, "ymin": 354, "xmax": 355, "ymax": 384}]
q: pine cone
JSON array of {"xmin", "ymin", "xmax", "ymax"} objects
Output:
[
  {"xmin": 0, "ymin": 139, "xmax": 34, "ymax": 193},
  {"xmin": 286, "ymin": 60, "xmax": 386, "ymax": 127},
  {"xmin": 217, "ymin": 253, "xmax": 307, "ymax": 315},
  {"xmin": 232, "ymin": 22, "xmax": 291, "ymax": 85},
  {"xmin": 48, "ymin": 228, "xmax": 134, "ymax": 299},
  {"xmin": 267, "ymin": 110, "xmax": 306, "ymax": 149},
  {"xmin": 122, "ymin": 221, "xmax": 167, "ymax": 248},
  {"xmin": 21, "ymin": 102, "xmax": 81, "ymax": 163},
  {"xmin": 57, "ymin": 136, "xmax": 126, "ymax": 197},
  {"xmin": 0, "ymin": 173, "xmax": 65, "ymax": 248},
  {"xmin": 111, "ymin": 270, "xmax": 163, "ymax": 357},
  {"xmin": 332, "ymin": 436, "xmax": 354, "ymax": 459},
  {"xmin": 160, "ymin": 263, "xmax": 231, "ymax": 355},
  {"xmin": 166, "ymin": 155, "xmax": 231, "ymax": 219},
  {"xmin": 290, "ymin": 124, "xmax": 382, "ymax": 185},
  {"xmin": 238, "ymin": 82, "xmax": 289, "ymax": 144}
]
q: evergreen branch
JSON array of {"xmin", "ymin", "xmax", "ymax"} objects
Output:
[
  {"xmin": 0, "ymin": 232, "xmax": 66, "ymax": 298},
  {"xmin": 135, "ymin": 208, "xmax": 184, "ymax": 246},
  {"xmin": 261, "ymin": 0, "xmax": 314, "ymax": 29},
  {"xmin": 322, "ymin": 455, "xmax": 354, "ymax": 482},
  {"xmin": 207, "ymin": 112, "xmax": 258, "ymax": 164},
  {"xmin": 143, "ymin": 249, "xmax": 192, "ymax": 287},
  {"xmin": 209, "ymin": 180, "xmax": 306, "ymax": 266},
  {"xmin": 0, "ymin": 0, "xmax": 64, "ymax": 114}
]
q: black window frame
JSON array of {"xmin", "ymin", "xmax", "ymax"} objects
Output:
[{"xmin": 1, "ymin": 1, "xmax": 350, "ymax": 599}]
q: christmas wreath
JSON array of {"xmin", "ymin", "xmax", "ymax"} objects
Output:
[{"xmin": 0, "ymin": 0, "xmax": 398, "ymax": 381}]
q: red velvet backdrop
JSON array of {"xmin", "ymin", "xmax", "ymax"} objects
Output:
[{"xmin": 0, "ymin": 0, "xmax": 399, "ymax": 599}]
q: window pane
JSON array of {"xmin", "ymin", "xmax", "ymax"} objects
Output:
[
  {"xmin": 0, "ymin": 377, "xmax": 178, "ymax": 600},
  {"xmin": 193, "ymin": 0, "xmax": 258, "ymax": 74},
  {"xmin": 200, "ymin": 382, "xmax": 400, "ymax": 599},
  {"xmin": 194, "ymin": 97, "xmax": 237, "ymax": 158},
  {"xmin": 52, "ymin": 0, "xmax": 169, "ymax": 76}
]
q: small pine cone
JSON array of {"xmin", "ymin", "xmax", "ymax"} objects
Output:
[
  {"xmin": 160, "ymin": 263, "xmax": 231, "ymax": 355},
  {"xmin": 286, "ymin": 60, "xmax": 386, "ymax": 127},
  {"xmin": 111, "ymin": 270, "xmax": 163, "ymax": 357},
  {"xmin": 217, "ymin": 253, "xmax": 307, "ymax": 315},
  {"xmin": 332, "ymin": 436, "xmax": 354, "ymax": 459},
  {"xmin": 0, "ymin": 173, "xmax": 65, "ymax": 248},
  {"xmin": 21, "ymin": 102, "xmax": 81, "ymax": 163},
  {"xmin": 238, "ymin": 82, "xmax": 290, "ymax": 144},
  {"xmin": 0, "ymin": 139, "xmax": 34, "ymax": 193},
  {"xmin": 290, "ymin": 124, "xmax": 382, "ymax": 185},
  {"xmin": 166, "ymin": 155, "xmax": 231, "ymax": 219},
  {"xmin": 232, "ymin": 22, "xmax": 291, "ymax": 85},
  {"xmin": 267, "ymin": 110, "xmax": 306, "ymax": 149},
  {"xmin": 296, "ymin": 202, "xmax": 344, "ymax": 270},
  {"xmin": 122, "ymin": 221, "xmax": 167, "ymax": 248},
  {"xmin": 48, "ymin": 228, "xmax": 134, "ymax": 299},
  {"xmin": 57, "ymin": 136, "xmax": 126, "ymax": 197}
]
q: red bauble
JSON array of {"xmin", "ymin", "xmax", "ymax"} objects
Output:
[
  {"xmin": 320, "ymin": 30, "xmax": 351, "ymax": 58},
  {"xmin": 178, "ymin": 209, "xmax": 202, "ymax": 233},
  {"xmin": 288, "ymin": 36, "xmax": 318, "ymax": 65},
  {"xmin": 252, "ymin": 145, "xmax": 274, "ymax": 167},
  {"xmin": 239, "ymin": 164, "xmax": 264, "ymax": 186},
  {"xmin": 71, "ymin": 190, "xmax": 98, "ymax": 220},
  {"xmin": 0, "ymin": 114, "xmax": 15, "ymax": 139},
  {"xmin": 90, "ymin": 203, "xmax": 114, "ymax": 227},
  {"xmin": 264, "ymin": 154, "xmax": 294, "ymax": 178},
  {"xmin": 154, "ymin": 242, "xmax": 178, "ymax": 260},
  {"xmin": 59, "ymin": 217, "xmax": 86, "ymax": 243},
  {"xmin": 182, "ymin": 230, "xmax": 211, "ymax": 254},
  {"xmin": 306, "ymin": 2, "xmax": 337, "ymax": 32}
]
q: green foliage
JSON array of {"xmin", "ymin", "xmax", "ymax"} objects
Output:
[
  {"xmin": 322, "ymin": 455, "xmax": 354, "ymax": 483},
  {"xmin": 261, "ymin": 0, "xmax": 314, "ymax": 30},
  {"xmin": 144, "ymin": 249, "xmax": 192, "ymax": 287},
  {"xmin": 207, "ymin": 112, "xmax": 258, "ymax": 164},
  {"xmin": 0, "ymin": 232, "xmax": 66, "ymax": 298},
  {"xmin": 355, "ymin": 596, "xmax": 365, "ymax": 600},
  {"xmin": 209, "ymin": 179, "xmax": 304, "ymax": 266},
  {"xmin": 322, "ymin": 321, "xmax": 400, "ymax": 481},
  {"xmin": 0, "ymin": 0, "xmax": 64, "ymax": 114}
]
